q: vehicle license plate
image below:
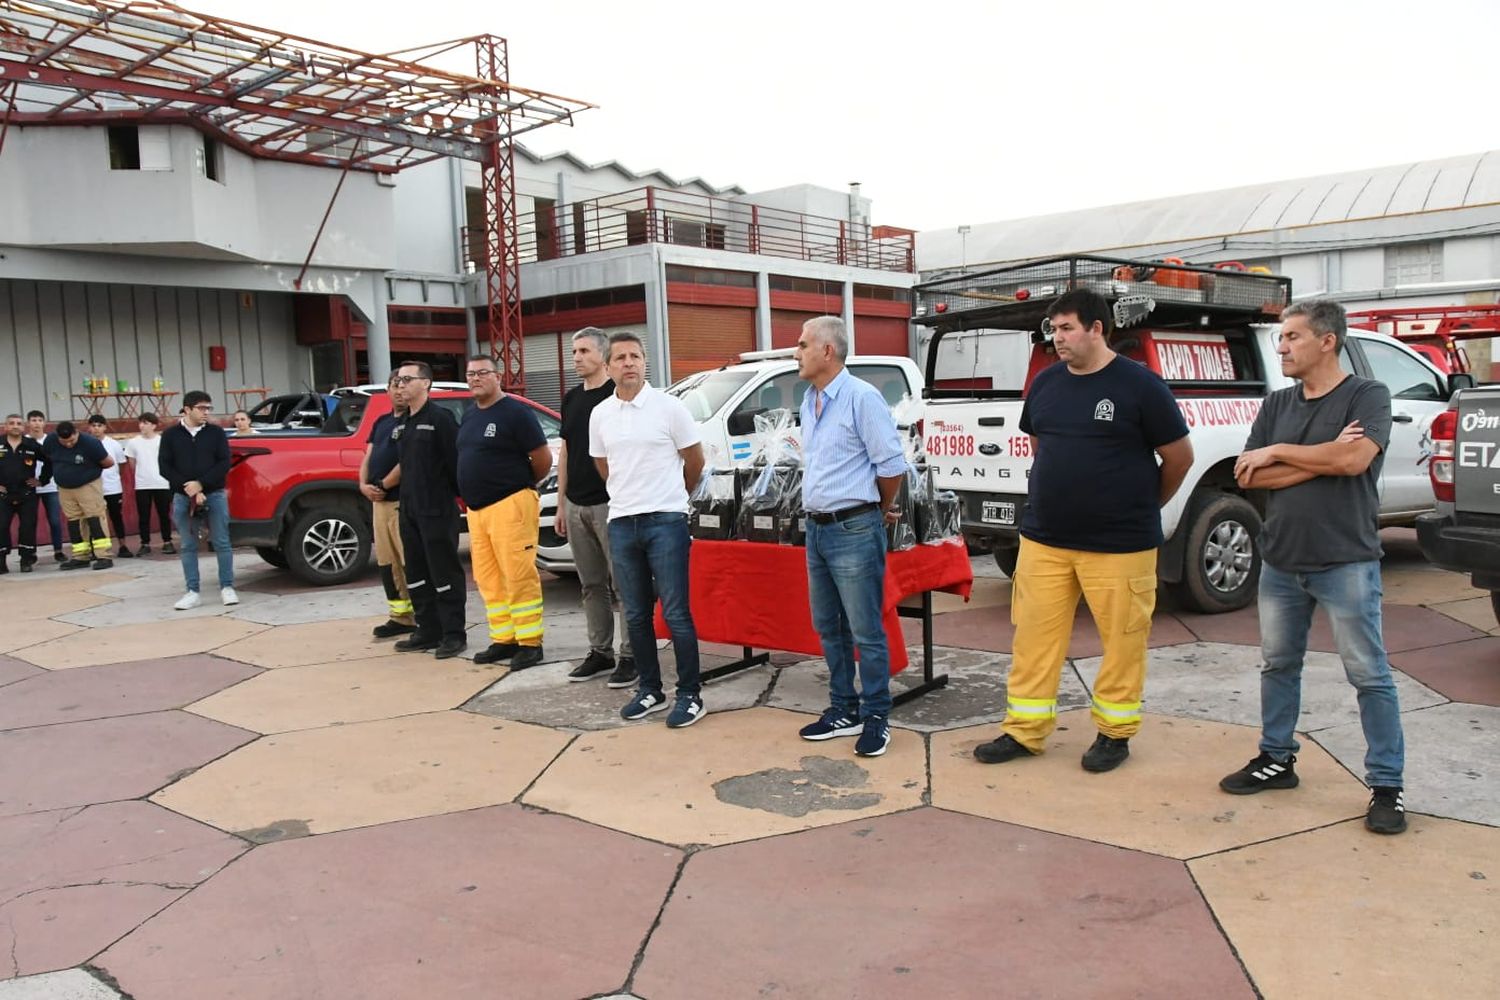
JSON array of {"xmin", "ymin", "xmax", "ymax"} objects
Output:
[{"xmin": 981, "ymin": 501, "xmax": 1016, "ymax": 525}]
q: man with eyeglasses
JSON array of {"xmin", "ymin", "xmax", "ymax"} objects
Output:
[
  {"xmin": 457, "ymin": 355, "xmax": 552, "ymax": 668},
  {"xmin": 375, "ymin": 361, "xmax": 466, "ymax": 659},
  {"xmin": 160, "ymin": 391, "xmax": 235, "ymax": 609},
  {"xmin": 360, "ymin": 372, "xmax": 416, "ymax": 639}
]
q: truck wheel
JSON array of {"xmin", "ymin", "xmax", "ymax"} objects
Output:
[
  {"xmin": 284, "ymin": 506, "xmax": 371, "ymax": 586},
  {"xmin": 1170, "ymin": 492, "xmax": 1261, "ymax": 614},
  {"xmin": 993, "ymin": 544, "xmax": 1019, "ymax": 578},
  {"xmin": 255, "ymin": 546, "xmax": 288, "ymax": 569}
]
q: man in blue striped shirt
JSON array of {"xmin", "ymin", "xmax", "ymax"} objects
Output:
[{"xmin": 794, "ymin": 316, "xmax": 909, "ymax": 757}]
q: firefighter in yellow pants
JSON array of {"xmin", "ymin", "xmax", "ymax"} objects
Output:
[
  {"xmin": 455, "ymin": 353, "xmax": 555, "ymax": 670},
  {"xmin": 361, "ymin": 395, "xmax": 417, "ymax": 640},
  {"xmin": 468, "ymin": 488, "xmax": 544, "ymax": 663},
  {"xmin": 1001, "ymin": 538, "xmax": 1156, "ymax": 745},
  {"xmin": 59, "ymin": 478, "xmax": 114, "ymax": 569},
  {"xmin": 971, "ymin": 288, "xmax": 1193, "ymax": 773}
]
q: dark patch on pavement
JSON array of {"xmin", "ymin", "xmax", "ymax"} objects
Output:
[
  {"xmin": 713, "ymin": 756, "xmax": 881, "ymax": 817},
  {"xmin": 234, "ymin": 818, "xmax": 312, "ymax": 844}
]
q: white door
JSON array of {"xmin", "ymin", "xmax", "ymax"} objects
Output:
[{"xmin": 1355, "ymin": 337, "xmax": 1452, "ymax": 514}]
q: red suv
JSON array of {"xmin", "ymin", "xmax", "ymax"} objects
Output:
[{"xmin": 228, "ymin": 389, "xmax": 560, "ymax": 585}]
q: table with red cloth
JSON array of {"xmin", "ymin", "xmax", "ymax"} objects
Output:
[{"xmin": 654, "ymin": 538, "xmax": 974, "ymax": 702}]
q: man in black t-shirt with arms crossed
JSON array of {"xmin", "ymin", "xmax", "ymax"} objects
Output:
[
  {"xmin": 974, "ymin": 289, "xmax": 1194, "ymax": 773},
  {"xmin": 1219, "ymin": 299, "xmax": 1407, "ymax": 835},
  {"xmin": 556, "ymin": 327, "xmax": 636, "ymax": 687},
  {"xmin": 378, "ymin": 362, "xmax": 467, "ymax": 659}
]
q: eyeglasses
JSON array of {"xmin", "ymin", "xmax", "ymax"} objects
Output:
[
  {"xmin": 464, "ymin": 370, "xmax": 498, "ymax": 380},
  {"xmin": 391, "ymin": 375, "xmax": 430, "ymax": 386},
  {"xmin": 191, "ymin": 404, "xmax": 213, "ymax": 411}
]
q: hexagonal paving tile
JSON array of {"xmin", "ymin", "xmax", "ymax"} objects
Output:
[
  {"xmin": 0, "ymin": 969, "xmax": 121, "ymax": 998},
  {"xmin": 97, "ymin": 805, "xmax": 680, "ymax": 1000},
  {"xmin": 1390, "ymin": 637, "xmax": 1500, "ymax": 707},
  {"xmin": 931, "ymin": 711, "xmax": 1369, "ymax": 859},
  {"xmin": 0, "ymin": 801, "xmax": 246, "ymax": 978},
  {"xmin": 0, "ymin": 712, "xmax": 255, "ymax": 818},
  {"xmin": 1312, "ymin": 702, "xmax": 1500, "ymax": 827},
  {"xmin": 0, "ymin": 620, "xmax": 82, "ymax": 657},
  {"xmin": 152, "ymin": 711, "xmax": 569, "ymax": 840},
  {"xmin": 635, "ymin": 808, "xmax": 1255, "ymax": 1000},
  {"xmin": 768, "ymin": 645, "xmax": 1093, "ymax": 732},
  {"xmin": 205, "ymin": 617, "xmax": 402, "ymax": 669},
  {"xmin": 0, "ymin": 656, "xmax": 260, "ymax": 731},
  {"xmin": 1380, "ymin": 561, "xmax": 1488, "ymax": 606},
  {"xmin": 524, "ymin": 707, "xmax": 924, "ymax": 846},
  {"xmin": 3, "ymin": 588, "xmax": 115, "ymax": 622},
  {"xmin": 1430, "ymin": 595, "xmax": 1500, "ymax": 636},
  {"xmin": 1191, "ymin": 816, "xmax": 1500, "ymax": 998},
  {"xmin": 1178, "ymin": 603, "xmax": 1485, "ymax": 655},
  {"xmin": 13, "ymin": 619, "xmax": 268, "ymax": 670},
  {"xmin": 188, "ymin": 655, "xmax": 498, "ymax": 734},
  {"xmin": 0, "ymin": 656, "xmax": 42, "ymax": 688},
  {"xmin": 1073, "ymin": 641, "xmax": 1447, "ymax": 732}
]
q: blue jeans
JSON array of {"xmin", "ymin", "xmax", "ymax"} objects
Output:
[
  {"xmin": 806, "ymin": 506, "xmax": 891, "ymax": 720},
  {"xmin": 172, "ymin": 491, "xmax": 234, "ymax": 592},
  {"xmin": 36, "ymin": 492, "xmax": 63, "ymax": 554},
  {"xmin": 609, "ymin": 512, "xmax": 699, "ymax": 697},
  {"xmin": 1258, "ymin": 560, "xmax": 1404, "ymax": 787}
]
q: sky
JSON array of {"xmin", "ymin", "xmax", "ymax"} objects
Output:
[{"xmin": 202, "ymin": 0, "xmax": 1500, "ymax": 232}]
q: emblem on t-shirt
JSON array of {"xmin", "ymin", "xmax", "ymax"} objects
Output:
[
  {"xmin": 1094, "ymin": 399, "xmax": 1115, "ymax": 422},
  {"xmin": 483, "ymin": 422, "xmax": 497, "ymax": 438}
]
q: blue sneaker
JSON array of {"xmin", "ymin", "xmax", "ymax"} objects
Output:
[
  {"xmin": 621, "ymin": 689, "xmax": 669, "ymax": 721},
  {"xmin": 799, "ymin": 708, "xmax": 864, "ymax": 741},
  {"xmin": 665, "ymin": 694, "xmax": 707, "ymax": 729},
  {"xmin": 854, "ymin": 716, "xmax": 891, "ymax": 757}
]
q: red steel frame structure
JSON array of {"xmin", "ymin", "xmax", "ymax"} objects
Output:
[{"xmin": 0, "ymin": 0, "xmax": 593, "ymax": 391}]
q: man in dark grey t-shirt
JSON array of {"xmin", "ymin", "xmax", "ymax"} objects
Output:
[{"xmin": 1218, "ymin": 299, "xmax": 1407, "ymax": 836}]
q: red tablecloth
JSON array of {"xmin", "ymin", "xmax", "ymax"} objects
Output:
[{"xmin": 654, "ymin": 539, "xmax": 973, "ymax": 672}]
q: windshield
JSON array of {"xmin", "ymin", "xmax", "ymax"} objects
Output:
[{"xmin": 668, "ymin": 370, "xmax": 756, "ymax": 422}]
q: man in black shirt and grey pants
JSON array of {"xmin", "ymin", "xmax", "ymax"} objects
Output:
[
  {"xmin": 375, "ymin": 361, "xmax": 467, "ymax": 659},
  {"xmin": 556, "ymin": 327, "xmax": 636, "ymax": 687}
]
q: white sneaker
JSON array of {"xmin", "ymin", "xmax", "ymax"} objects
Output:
[
  {"xmin": 220, "ymin": 586, "xmax": 240, "ymax": 606},
  {"xmin": 174, "ymin": 591, "xmax": 201, "ymax": 611}
]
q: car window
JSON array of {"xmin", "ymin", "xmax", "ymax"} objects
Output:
[
  {"xmin": 670, "ymin": 370, "xmax": 756, "ymax": 422},
  {"xmin": 849, "ymin": 364, "xmax": 914, "ymax": 406},
  {"xmin": 533, "ymin": 410, "xmax": 561, "ymax": 438},
  {"xmin": 731, "ymin": 371, "xmax": 807, "ymax": 421},
  {"xmin": 320, "ymin": 397, "xmax": 366, "ymax": 436},
  {"xmin": 1358, "ymin": 339, "xmax": 1446, "ymax": 402},
  {"xmin": 435, "ymin": 398, "xmax": 473, "ymax": 424}
]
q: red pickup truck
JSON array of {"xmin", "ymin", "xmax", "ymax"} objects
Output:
[{"xmin": 227, "ymin": 389, "xmax": 560, "ymax": 585}]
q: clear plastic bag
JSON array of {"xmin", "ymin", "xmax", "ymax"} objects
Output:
[
  {"xmin": 888, "ymin": 434, "xmax": 929, "ymax": 552},
  {"xmin": 925, "ymin": 489, "xmax": 963, "ymax": 545},
  {"xmin": 690, "ymin": 449, "xmax": 739, "ymax": 541},
  {"xmin": 735, "ymin": 409, "xmax": 803, "ymax": 543}
]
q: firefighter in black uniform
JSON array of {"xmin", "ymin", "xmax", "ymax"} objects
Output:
[
  {"xmin": 376, "ymin": 361, "xmax": 468, "ymax": 659},
  {"xmin": 0, "ymin": 413, "xmax": 50, "ymax": 573}
]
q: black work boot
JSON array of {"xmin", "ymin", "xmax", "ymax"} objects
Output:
[{"xmin": 1081, "ymin": 734, "xmax": 1130, "ymax": 773}]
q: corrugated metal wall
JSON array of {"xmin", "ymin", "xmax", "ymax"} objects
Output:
[{"xmin": 0, "ymin": 279, "xmax": 304, "ymax": 420}]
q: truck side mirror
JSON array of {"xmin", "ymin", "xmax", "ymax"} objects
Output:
[
  {"xmin": 1448, "ymin": 372, "xmax": 1477, "ymax": 396},
  {"xmin": 727, "ymin": 407, "xmax": 766, "ymax": 437}
]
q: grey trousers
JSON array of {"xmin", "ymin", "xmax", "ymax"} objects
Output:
[{"xmin": 566, "ymin": 499, "xmax": 632, "ymax": 660}]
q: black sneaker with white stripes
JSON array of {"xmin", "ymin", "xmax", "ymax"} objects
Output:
[
  {"xmin": 1219, "ymin": 752, "xmax": 1299, "ymax": 795},
  {"xmin": 1365, "ymin": 786, "xmax": 1407, "ymax": 835}
]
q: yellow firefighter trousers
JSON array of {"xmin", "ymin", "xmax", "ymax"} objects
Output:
[
  {"xmin": 469, "ymin": 490, "xmax": 544, "ymax": 646},
  {"xmin": 1001, "ymin": 537, "xmax": 1157, "ymax": 751},
  {"xmin": 372, "ymin": 500, "xmax": 414, "ymax": 625}
]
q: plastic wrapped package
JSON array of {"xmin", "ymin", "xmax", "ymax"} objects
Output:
[
  {"xmin": 689, "ymin": 465, "xmax": 739, "ymax": 541},
  {"xmin": 776, "ymin": 466, "xmax": 805, "ymax": 545},
  {"xmin": 737, "ymin": 462, "xmax": 798, "ymax": 543},
  {"xmin": 886, "ymin": 466, "xmax": 918, "ymax": 552},
  {"xmin": 923, "ymin": 489, "xmax": 963, "ymax": 545}
]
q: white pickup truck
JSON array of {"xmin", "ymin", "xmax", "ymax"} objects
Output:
[{"xmin": 914, "ymin": 255, "xmax": 1469, "ymax": 613}]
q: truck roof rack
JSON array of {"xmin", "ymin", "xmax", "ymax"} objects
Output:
[{"xmin": 913, "ymin": 255, "xmax": 1292, "ymax": 333}]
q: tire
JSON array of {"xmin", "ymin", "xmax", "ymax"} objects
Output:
[
  {"xmin": 283, "ymin": 505, "xmax": 371, "ymax": 586},
  {"xmin": 1169, "ymin": 491, "xmax": 1261, "ymax": 614},
  {"xmin": 993, "ymin": 544, "xmax": 1019, "ymax": 578},
  {"xmin": 255, "ymin": 545, "xmax": 288, "ymax": 569}
]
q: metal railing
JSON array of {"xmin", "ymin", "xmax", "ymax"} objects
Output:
[{"xmin": 462, "ymin": 186, "xmax": 915, "ymax": 274}]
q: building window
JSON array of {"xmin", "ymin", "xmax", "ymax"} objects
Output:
[
  {"xmin": 769, "ymin": 275, "xmax": 843, "ymax": 296},
  {"xmin": 200, "ymin": 134, "xmax": 223, "ymax": 182},
  {"xmin": 664, "ymin": 265, "xmax": 755, "ymax": 287},
  {"xmin": 108, "ymin": 126, "xmax": 141, "ymax": 170},
  {"xmin": 1385, "ymin": 242, "xmax": 1443, "ymax": 286},
  {"xmin": 573, "ymin": 202, "xmax": 588, "ymax": 255},
  {"xmin": 535, "ymin": 197, "xmax": 558, "ymax": 260}
]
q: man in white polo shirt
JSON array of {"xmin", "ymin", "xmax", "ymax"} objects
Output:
[{"xmin": 589, "ymin": 332, "xmax": 707, "ymax": 729}]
